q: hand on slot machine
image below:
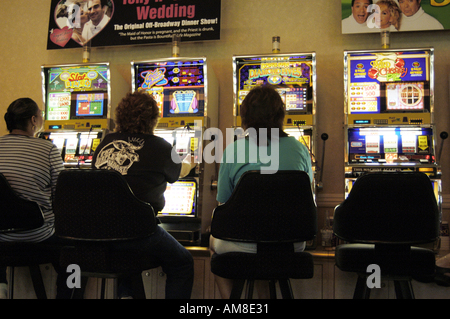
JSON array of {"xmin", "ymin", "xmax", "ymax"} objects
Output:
[{"xmin": 179, "ymin": 154, "xmax": 197, "ymax": 178}]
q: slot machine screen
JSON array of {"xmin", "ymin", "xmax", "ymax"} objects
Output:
[
  {"xmin": 42, "ymin": 64, "xmax": 110, "ymax": 123},
  {"xmin": 347, "ymin": 127, "xmax": 434, "ymax": 163},
  {"xmin": 346, "ymin": 50, "xmax": 431, "ymax": 114},
  {"xmin": 234, "ymin": 55, "xmax": 314, "ymax": 115},
  {"xmin": 383, "ymin": 81, "xmax": 428, "ymax": 112},
  {"xmin": 74, "ymin": 92, "xmax": 106, "ymax": 117},
  {"xmin": 159, "ymin": 180, "xmax": 197, "ymax": 216},
  {"xmin": 132, "ymin": 59, "xmax": 205, "ymax": 118}
]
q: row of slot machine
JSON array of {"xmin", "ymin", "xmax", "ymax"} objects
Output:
[
  {"xmin": 37, "ymin": 46, "xmax": 443, "ymax": 246},
  {"xmin": 234, "ymin": 48, "xmax": 444, "ymax": 206},
  {"xmin": 39, "ymin": 58, "xmax": 218, "ymax": 245}
]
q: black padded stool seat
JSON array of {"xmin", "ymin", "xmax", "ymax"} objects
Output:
[
  {"xmin": 0, "ymin": 172, "xmax": 58, "ymax": 299},
  {"xmin": 59, "ymin": 242, "xmax": 160, "ymax": 299},
  {"xmin": 59, "ymin": 242, "xmax": 160, "ymax": 275},
  {"xmin": 54, "ymin": 169, "xmax": 160, "ymax": 299},
  {"xmin": 335, "ymin": 244, "xmax": 436, "ymax": 277},
  {"xmin": 0, "ymin": 242, "xmax": 58, "ymax": 267},
  {"xmin": 211, "ymin": 249, "xmax": 314, "ymax": 299},
  {"xmin": 333, "ymin": 172, "xmax": 440, "ymax": 299},
  {"xmin": 335, "ymin": 244, "xmax": 437, "ymax": 299},
  {"xmin": 210, "ymin": 170, "xmax": 317, "ymax": 299},
  {"xmin": 211, "ymin": 250, "xmax": 314, "ymax": 281}
]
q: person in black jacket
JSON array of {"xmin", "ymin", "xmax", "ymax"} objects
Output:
[{"xmin": 92, "ymin": 91, "xmax": 194, "ymax": 299}]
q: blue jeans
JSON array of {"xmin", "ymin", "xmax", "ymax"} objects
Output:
[{"xmin": 115, "ymin": 226, "xmax": 194, "ymax": 299}]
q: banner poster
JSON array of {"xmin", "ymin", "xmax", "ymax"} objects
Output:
[
  {"xmin": 47, "ymin": 0, "xmax": 221, "ymax": 50},
  {"xmin": 342, "ymin": 0, "xmax": 450, "ymax": 34}
]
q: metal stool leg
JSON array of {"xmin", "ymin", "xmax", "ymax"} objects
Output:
[
  {"xmin": 130, "ymin": 273, "xmax": 146, "ymax": 299},
  {"xmin": 71, "ymin": 276, "xmax": 88, "ymax": 299},
  {"xmin": 230, "ymin": 279, "xmax": 245, "ymax": 299},
  {"xmin": 269, "ymin": 280, "xmax": 277, "ymax": 299},
  {"xmin": 100, "ymin": 278, "xmax": 106, "ymax": 299},
  {"xmin": 394, "ymin": 280, "xmax": 414, "ymax": 299},
  {"xmin": 353, "ymin": 274, "xmax": 371, "ymax": 299},
  {"xmin": 7, "ymin": 266, "xmax": 14, "ymax": 299},
  {"xmin": 112, "ymin": 278, "xmax": 118, "ymax": 299},
  {"xmin": 29, "ymin": 265, "xmax": 47, "ymax": 299},
  {"xmin": 245, "ymin": 280, "xmax": 254, "ymax": 299},
  {"xmin": 279, "ymin": 279, "xmax": 294, "ymax": 299}
]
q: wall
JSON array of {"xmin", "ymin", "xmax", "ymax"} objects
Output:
[{"xmin": 1, "ymin": 0, "xmax": 449, "ymax": 222}]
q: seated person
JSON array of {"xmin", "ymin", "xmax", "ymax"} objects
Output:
[
  {"xmin": 210, "ymin": 85, "xmax": 314, "ymax": 298},
  {"xmin": 92, "ymin": 91, "xmax": 194, "ymax": 299},
  {"xmin": 0, "ymin": 98, "xmax": 70, "ymax": 298}
]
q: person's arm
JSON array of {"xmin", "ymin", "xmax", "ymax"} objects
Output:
[
  {"xmin": 49, "ymin": 145, "xmax": 64, "ymax": 196},
  {"xmin": 179, "ymin": 155, "xmax": 197, "ymax": 178}
]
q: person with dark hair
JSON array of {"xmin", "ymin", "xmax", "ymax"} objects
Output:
[
  {"xmin": 342, "ymin": 0, "xmax": 378, "ymax": 33},
  {"xmin": 92, "ymin": 91, "xmax": 194, "ymax": 299},
  {"xmin": 82, "ymin": 0, "xmax": 110, "ymax": 41},
  {"xmin": 0, "ymin": 98, "xmax": 70, "ymax": 298},
  {"xmin": 210, "ymin": 85, "xmax": 313, "ymax": 298},
  {"xmin": 398, "ymin": 0, "xmax": 443, "ymax": 31}
]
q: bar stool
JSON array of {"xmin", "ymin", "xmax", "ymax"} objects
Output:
[
  {"xmin": 0, "ymin": 173, "xmax": 58, "ymax": 299},
  {"xmin": 54, "ymin": 169, "xmax": 160, "ymax": 299},
  {"xmin": 210, "ymin": 170, "xmax": 317, "ymax": 299},
  {"xmin": 333, "ymin": 172, "xmax": 440, "ymax": 299}
]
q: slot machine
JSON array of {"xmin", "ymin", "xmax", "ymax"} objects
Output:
[
  {"xmin": 232, "ymin": 53, "xmax": 318, "ymax": 185},
  {"xmin": 131, "ymin": 57, "xmax": 219, "ymax": 245},
  {"xmin": 40, "ymin": 62, "xmax": 112, "ymax": 167},
  {"xmin": 344, "ymin": 48, "xmax": 441, "ymax": 208}
]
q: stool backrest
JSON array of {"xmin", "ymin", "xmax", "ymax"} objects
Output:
[
  {"xmin": 0, "ymin": 173, "xmax": 44, "ymax": 233},
  {"xmin": 54, "ymin": 169, "xmax": 156, "ymax": 241},
  {"xmin": 334, "ymin": 172, "xmax": 440, "ymax": 245},
  {"xmin": 211, "ymin": 170, "xmax": 317, "ymax": 243}
]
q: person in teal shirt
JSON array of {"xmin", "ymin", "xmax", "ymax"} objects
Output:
[
  {"xmin": 211, "ymin": 84, "xmax": 314, "ymax": 298},
  {"xmin": 216, "ymin": 84, "xmax": 313, "ymax": 204},
  {"xmin": 216, "ymin": 132, "xmax": 313, "ymax": 203}
]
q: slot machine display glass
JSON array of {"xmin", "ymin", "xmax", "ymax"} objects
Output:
[
  {"xmin": 132, "ymin": 58, "xmax": 206, "ymax": 128},
  {"xmin": 41, "ymin": 63, "xmax": 111, "ymax": 129}
]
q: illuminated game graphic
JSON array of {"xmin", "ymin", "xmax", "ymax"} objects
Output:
[
  {"xmin": 346, "ymin": 50, "xmax": 430, "ymax": 115},
  {"xmin": 47, "ymin": 92, "xmax": 71, "ymax": 120},
  {"xmin": 278, "ymin": 87, "xmax": 308, "ymax": 112},
  {"xmin": 235, "ymin": 55, "xmax": 313, "ymax": 114},
  {"xmin": 386, "ymin": 82, "xmax": 425, "ymax": 111},
  {"xmin": 348, "ymin": 83, "xmax": 380, "ymax": 113},
  {"xmin": 133, "ymin": 60, "xmax": 205, "ymax": 118},
  {"xmin": 160, "ymin": 181, "xmax": 197, "ymax": 216},
  {"xmin": 170, "ymin": 90, "xmax": 198, "ymax": 114},
  {"xmin": 76, "ymin": 93, "xmax": 105, "ymax": 116},
  {"xmin": 43, "ymin": 64, "xmax": 109, "ymax": 122},
  {"xmin": 347, "ymin": 127, "xmax": 433, "ymax": 163},
  {"xmin": 140, "ymin": 68, "xmax": 169, "ymax": 89}
]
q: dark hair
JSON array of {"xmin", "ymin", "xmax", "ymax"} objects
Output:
[
  {"xmin": 240, "ymin": 85, "xmax": 287, "ymax": 141},
  {"xmin": 4, "ymin": 98, "xmax": 40, "ymax": 133},
  {"xmin": 351, "ymin": 0, "xmax": 373, "ymax": 6},
  {"xmin": 115, "ymin": 91, "xmax": 160, "ymax": 134}
]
